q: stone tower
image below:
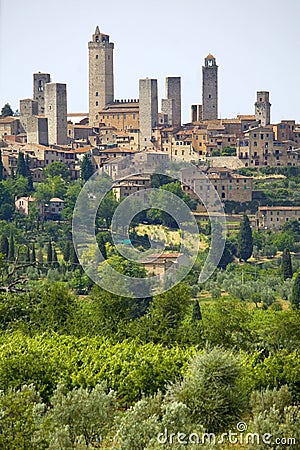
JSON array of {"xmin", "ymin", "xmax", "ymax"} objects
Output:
[
  {"xmin": 165, "ymin": 77, "xmax": 181, "ymax": 126},
  {"xmin": 19, "ymin": 98, "xmax": 38, "ymax": 132},
  {"xmin": 255, "ymin": 91, "xmax": 271, "ymax": 126},
  {"xmin": 88, "ymin": 26, "xmax": 114, "ymax": 126},
  {"xmin": 33, "ymin": 73, "xmax": 51, "ymax": 115},
  {"xmin": 139, "ymin": 78, "xmax": 158, "ymax": 149},
  {"xmin": 44, "ymin": 83, "xmax": 67, "ymax": 145},
  {"xmin": 202, "ymin": 54, "xmax": 218, "ymax": 120}
]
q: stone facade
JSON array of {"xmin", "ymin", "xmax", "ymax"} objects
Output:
[
  {"xmin": 88, "ymin": 26, "xmax": 114, "ymax": 126},
  {"xmin": 33, "ymin": 73, "xmax": 51, "ymax": 115},
  {"xmin": 44, "ymin": 83, "xmax": 67, "ymax": 145},
  {"xmin": 19, "ymin": 99, "xmax": 38, "ymax": 132},
  {"xmin": 161, "ymin": 99, "xmax": 174, "ymax": 125},
  {"xmin": 256, "ymin": 206, "xmax": 300, "ymax": 230},
  {"xmin": 182, "ymin": 167, "xmax": 253, "ymax": 204},
  {"xmin": 165, "ymin": 77, "xmax": 181, "ymax": 126},
  {"xmin": 27, "ymin": 116, "xmax": 48, "ymax": 145},
  {"xmin": 202, "ymin": 54, "xmax": 218, "ymax": 120},
  {"xmin": 139, "ymin": 78, "xmax": 158, "ymax": 149},
  {"xmin": 98, "ymin": 100, "xmax": 139, "ymax": 131},
  {"xmin": 255, "ymin": 91, "xmax": 271, "ymax": 127}
]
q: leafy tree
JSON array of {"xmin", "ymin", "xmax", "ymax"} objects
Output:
[
  {"xmin": 1, "ymin": 103, "xmax": 14, "ymax": 117},
  {"xmin": 0, "ymin": 384, "xmax": 48, "ymax": 450},
  {"xmin": 281, "ymin": 248, "xmax": 293, "ymax": 280},
  {"xmin": 237, "ymin": 214, "xmax": 253, "ymax": 261},
  {"xmin": 49, "ymin": 382, "xmax": 116, "ymax": 449},
  {"xmin": 169, "ymin": 347, "xmax": 246, "ymax": 433},
  {"xmin": 69, "ymin": 244, "xmax": 80, "ymax": 271},
  {"xmin": 291, "ymin": 272, "xmax": 300, "ymax": 309},
  {"xmin": 81, "ymin": 154, "xmax": 94, "ymax": 182},
  {"xmin": 16, "ymin": 152, "xmax": 27, "ymax": 178},
  {"xmin": 0, "ymin": 235, "xmax": 9, "ymax": 258},
  {"xmin": 43, "ymin": 161, "xmax": 70, "ymax": 181},
  {"xmin": 25, "ymin": 246, "xmax": 30, "ymax": 263}
]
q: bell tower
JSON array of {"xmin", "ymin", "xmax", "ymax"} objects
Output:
[
  {"xmin": 88, "ymin": 26, "xmax": 114, "ymax": 126},
  {"xmin": 202, "ymin": 54, "xmax": 218, "ymax": 120}
]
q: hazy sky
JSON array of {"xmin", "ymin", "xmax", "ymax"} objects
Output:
[{"xmin": 1, "ymin": 0, "xmax": 299, "ymax": 124}]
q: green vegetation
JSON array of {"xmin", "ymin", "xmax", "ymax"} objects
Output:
[{"xmin": 0, "ymin": 154, "xmax": 300, "ymax": 447}]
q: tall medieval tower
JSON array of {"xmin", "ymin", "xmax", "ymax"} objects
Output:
[
  {"xmin": 139, "ymin": 78, "xmax": 158, "ymax": 149},
  {"xmin": 202, "ymin": 54, "xmax": 218, "ymax": 120},
  {"xmin": 33, "ymin": 72, "xmax": 51, "ymax": 115},
  {"xmin": 45, "ymin": 83, "xmax": 67, "ymax": 145},
  {"xmin": 255, "ymin": 91, "xmax": 271, "ymax": 126},
  {"xmin": 88, "ymin": 26, "xmax": 114, "ymax": 126}
]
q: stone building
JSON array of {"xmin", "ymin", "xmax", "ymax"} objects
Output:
[
  {"xmin": 44, "ymin": 82, "xmax": 68, "ymax": 145},
  {"xmin": 256, "ymin": 206, "xmax": 300, "ymax": 230},
  {"xmin": 202, "ymin": 54, "xmax": 218, "ymax": 120},
  {"xmin": 236, "ymin": 126, "xmax": 300, "ymax": 167},
  {"xmin": 139, "ymin": 78, "xmax": 158, "ymax": 149},
  {"xmin": 98, "ymin": 100, "xmax": 139, "ymax": 131},
  {"xmin": 27, "ymin": 116, "xmax": 48, "ymax": 145},
  {"xmin": 181, "ymin": 167, "xmax": 253, "ymax": 204},
  {"xmin": 33, "ymin": 72, "xmax": 51, "ymax": 115},
  {"xmin": 255, "ymin": 91, "xmax": 271, "ymax": 127},
  {"xmin": 161, "ymin": 77, "xmax": 181, "ymax": 126},
  {"xmin": 19, "ymin": 99, "xmax": 38, "ymax": 132},
  {"xmin": 88, "ymin": 26, "xmax": 114, "ymax": 126}
]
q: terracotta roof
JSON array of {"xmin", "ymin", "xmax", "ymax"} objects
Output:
[
  {"xmin": 0, "ymin": 116, "xmax": 19, "ymax": 124},
  {"xmin": 205, "ymin": 53, "xmax": 215, "ymax": 59}
]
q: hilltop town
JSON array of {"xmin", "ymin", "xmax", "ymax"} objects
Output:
[
  {"xmin": 1, "ymin": 26, "xmax": 300, "ymax": 228},
  {"xmin": 0, "ymin": 25, "xmax": 300, "ymax": 449}
]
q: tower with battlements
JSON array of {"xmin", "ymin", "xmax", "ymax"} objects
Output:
[
  {"xmin": 88, "ymin": 26, "xmax": 114, "ymax": 126},
  {"xmin": 202, "ymin": 54, "xmax": 218, "ymax": 120}
]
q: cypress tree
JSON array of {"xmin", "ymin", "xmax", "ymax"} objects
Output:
[
  {"xmin": 98, "ymin": 235, "xmax": 107, "ymax": 260},
  {"xmin": 31, "ymin": 244, "xmax": 36, "ymax": 263},
  {"xmin": 81, "ymin": 154, "xmax": 94, "ymax": 182},
  {"xmin": 53, "ymin": 248, "xmax": 59, "ymax": 269},
  {"xmin": 281, "ymin": 248, "xmax": 293, "ymax": 280},
  {"xmin": 16, "ymin": 152, "xmax": 27, "ymax": 178},
  {"xmin": 69, "ymin": 244, "xmax": 80, "ymax": 271},
  {"xmin": 237, "ymin": 215, "xmax": 253, "ymax": 262},
  {"xmin": 63, "ymin": 240, "xmax": 71, "ymax": 262},
  {"xmin": 25, "ymin": 246, "xmax": 31, "ymax": 263},
  {"xmin": 8, "ymin": 233, "xmax": 15, "ymax": 262},
  {"xmin": 47, "ymin": 241, "xmax": 53, "ymax": 264},
  {"xmin": 291, "ymin": 272, "xmax": 300, "ymax": 309},
  {"xmin": 192, "ymin": 300, "xmax": 202, "ymax": 321},
  {"xmin": 0, "ymin": 235, "xmax": 9, "ymax": 257},
  {"xmin": 37, "ymin": 247, "xmax": 43, "ymax": 265},
  {"xmin": 0, "ymin": 149, "xmax": 4, "ymax": 181},
  {"xmin": 25, "ymin": 155, "xmax": 34, "ymax": 191}
]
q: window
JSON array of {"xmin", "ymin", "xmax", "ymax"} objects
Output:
[
  {"xmin": 96, "ymin": 92, "xmax": 98, "ymax": 96},
  {"xmin": 260, "ymin": 134, "xmax": 264, "ymax": 139},
  {"xmin": 96, "ymin": 55, "xmax": 99, "ymax": 59},
  {"xmin": 96, "ymin": 101, "xmax": 98, "ymax": 106},
  {"xmin": 254, "ymin": 141, "xmax": 257, "ymax": 147},
  {"xmin": 221, "ymin": 192, "xmax": 225, "ymax": 198}
]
